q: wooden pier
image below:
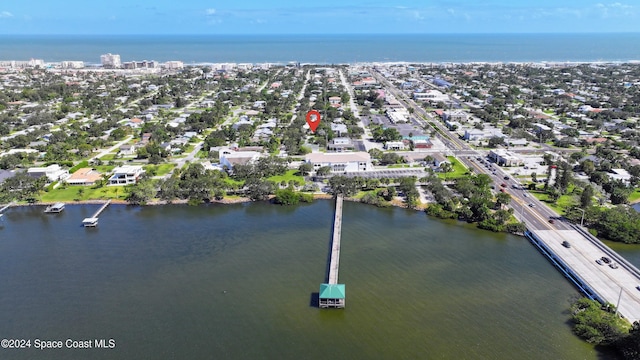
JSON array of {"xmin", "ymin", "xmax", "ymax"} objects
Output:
[
  {"xmin": 0, "ymin": 201, "xmax": 16, "ymax": 219},
  {"xmin": 319, "ymin": 195, "xmax": 346, "ymax": 308},
  {"xmin": 82, "ymin": 200, "xmax": 111, "ymax": 227}
]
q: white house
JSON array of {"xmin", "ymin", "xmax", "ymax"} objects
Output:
[
  {"xmin": 109, "ymin": 165, "xmax": 145, "ymax": 185},
  {"xmin": 218, "ymin": 148, "xmax": 262, "ymax": 170},
  {"xmin": 305, "ymin": 152, "xmax": 372, "ymax": 173},
  {"xmin": 27, "ymin": 164, "xmax": 70, "ymax": 182}
]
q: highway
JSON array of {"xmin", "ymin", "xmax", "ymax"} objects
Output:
[{"xmin": 370, "ymin": 67, "xmax": 640, "ymax": 323}]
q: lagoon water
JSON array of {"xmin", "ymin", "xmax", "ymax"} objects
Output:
[{"xmin": 0, "ymin": 200, "xmax": 616, "ymax": 359}]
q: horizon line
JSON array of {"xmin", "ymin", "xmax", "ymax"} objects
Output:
[{"xmin": 1, "ymin": 31, "xmax": 640, "ymax": 37}]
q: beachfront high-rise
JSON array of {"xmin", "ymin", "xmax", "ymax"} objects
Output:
[{"xmin": 100, "ymin": 53, "xmax": 121, "ymax": 68}]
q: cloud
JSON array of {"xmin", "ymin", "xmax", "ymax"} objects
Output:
[
  {"xmin": 0, "ymin": 11, "xmax": 13, "ymax": 18},
  {"xmin": 205, "ymin": 8, "xmax": 216, "ymax": 15}
]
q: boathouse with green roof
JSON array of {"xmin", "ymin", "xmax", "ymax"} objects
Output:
[{"xmin": 319, "ymin": 283, "xmax": 345, "ymax": 308}]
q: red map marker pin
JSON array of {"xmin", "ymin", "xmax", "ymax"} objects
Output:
[{"xmin": 306, "ymin": 110, "xmax": 321, "ymax": 133}]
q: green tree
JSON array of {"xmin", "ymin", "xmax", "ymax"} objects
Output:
[
  {"xmin": 316, "ymin": 166, "xmax": 331, "ymax": 176},
  {"xmin": 124, "ymin": 178, "xmax": 156, "ymax": 205},
  {"xmin": 298, "ymin": 162, "xmax": 313, "ymax": 176},
  {"xmin": 274, "ymin": 188, "xmax": 300, "ymax": 205},
  {"xmin": 580, "ymin": 185, "xmax": 594, "ymax": 208}
]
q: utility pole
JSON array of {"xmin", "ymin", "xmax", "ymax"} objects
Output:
[{"xmin": 577, "ymin": 208, "xmax": 585, "ymax": 227}]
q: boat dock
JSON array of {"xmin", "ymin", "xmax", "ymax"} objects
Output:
[
  {"xmin": 0, "ymin": 201, "xmax": 16, "ymax": 219},
  {"xmin": 319, "ymin": 195, "xmax": 346, "ymax": 309},
  {"xmin": 82, "ymin": 200, "xmax": 111, "ymax": 227},
  {"xmin": 44, "ymin": 202, "xmax": 65, "ymax": 213}
]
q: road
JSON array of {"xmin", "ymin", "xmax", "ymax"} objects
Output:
[
  {"xmin": 339, "ymin": 69, "xmax": 377, "ymax": 151},
  {"xmin": 372, "ymin": 67, "xmax": 640, "ymax": 322},
  {"xmin": 90, "ymin": 135, "xmax": 133, "ymax": 161}
]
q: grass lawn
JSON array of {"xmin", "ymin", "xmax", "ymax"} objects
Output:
[
  {"xmin": 100, "ymin": 154, "xmax": 117, "ymax": 161},
  {"xmin": 529, "ymin": 189, "xmax": 577, "ymax": 214},
  {"xmin": 437, "ymin": 156, "xmax": 468, "ymax": 180},
  {"xmin": 629, "ymin": 189, "xmax": 640, "ymax": 203},
  {"xmin": 268, "ymin": 169, "xmax": 305, "ymax": 186},
  {"xmin": 224, "ymin": 178, "xmax": 244, "ymax": 189},
  {"xmin": 40, "ymin": 185, "xmax": 127, "ymax": 202},
  {"xmin": 144, "ymin": 163, "xmax": 175, "ymax": 176},
  {"xmin": 93, "ymin": 165, "xmax": 116, "ymax": 173}
]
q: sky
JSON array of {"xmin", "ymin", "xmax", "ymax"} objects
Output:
[{"xmin": 0, "ymin": 1, "xmax": 638, "ymax": 35}]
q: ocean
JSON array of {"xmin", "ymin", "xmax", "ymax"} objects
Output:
[{"xmin": 1, "ymin": 33, "xmax": 639, "ymax": 64}]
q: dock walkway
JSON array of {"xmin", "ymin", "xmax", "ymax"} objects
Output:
[
  {"xmin": 328, "ymin": 195, "xmax": 343, "ymax": 284},
  {"xmin": 319, "ymin": 195, "xmax": 346, "ymax": 308},
  {"xmin": 82, "ymin": 200, "xmax": 111, "ymax": 227}
]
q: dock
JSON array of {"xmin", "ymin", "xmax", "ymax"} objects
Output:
[
  {"xmin": 82, "ymin": 200, "xmax": 111, "ymax": 227},
  {"xmin": 44, "ymin": 202, "xmax": 65, "ymax": 213},
  {"xmin": 0, "ymin": 201, "xmax": 16, "ymax": 214},
  {"xmin": 0, "ymin": 201, "xmax": 16, "ymax": 219},
  {"xmin": 319, "ymin": 195, "xmax": 346, "ymax": 309}
]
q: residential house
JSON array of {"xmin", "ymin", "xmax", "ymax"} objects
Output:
[
  {"xmin": 218, "ymin": 148, "xmax": 262, "ymax": 170},
  {"xmin": 327, "ymin": 138, "xmax": 355, "ymax": 152},
  {"xmin": 0, "ymin": 169, "xmax": 15, "ymax": 183},
  {"xmin": 119, "ymin": 144, "xmax": 136, "ymax": 156},
  {"xmin": 27, "ymin": 164, "xmax": 70, "ymax": 182},
  {"xmin": 67, "ymin": 168, "xmax": 102, "ymax": 186},
  {"xmin": 108, "ymin": 165, "xmax": 145, "ymax": 185},
  {"xmin": 331, "ymin": 123, "xmax": 348, "ymax": 137}
]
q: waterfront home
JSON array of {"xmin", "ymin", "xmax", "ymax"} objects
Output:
[
  {"xmin": 67, "ymin": 168, "xmax": 102, "ymax": 186},
  {"xmin": 27, "ymin": 164, "xmax": 70, "ymax": 182},
  {"xmin": 218, "ymin": 147, "xmax": 262, "ymax": 170},
  {"xmin": 108, "ymin": 165, "xmax": 145, "ymax": 185}
]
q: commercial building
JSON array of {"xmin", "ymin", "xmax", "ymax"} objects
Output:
[
  {"xmin": 305, "ymin": 152, "xmax": 372, "ymax": 173},
  {"xmin": 488, "ymin": 149, "xmax": 524, "ymax": 166}
]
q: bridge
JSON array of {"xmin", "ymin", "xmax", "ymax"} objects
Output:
[
  {"xmin": 526, "ymin": 226, "xmax": 640, "ymax": 323},
  {"xmin": 319, "ymin": 195, "xmax": 346, "ymax": 309}
]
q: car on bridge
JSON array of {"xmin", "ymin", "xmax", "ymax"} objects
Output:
[{"xmin": 562, "ymin": 241, "xmax": 571, "ymax": 248}]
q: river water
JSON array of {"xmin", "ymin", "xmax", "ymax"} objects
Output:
[{"xmin": 0, "ymin": 201, "xmax": 619, "ymax": 359}]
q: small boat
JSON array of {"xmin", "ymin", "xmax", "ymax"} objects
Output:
[{"xmin": 44, "ymin": 203, "xmax": 65, "ymax": 213}]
